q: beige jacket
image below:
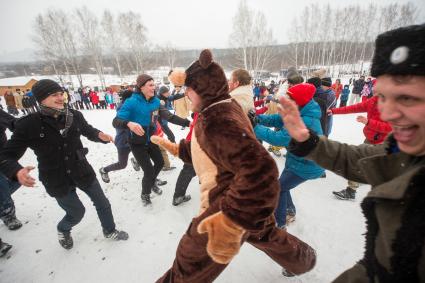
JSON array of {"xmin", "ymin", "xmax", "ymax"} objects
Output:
[{"xmin": 229, "ymin": 85, "xmax": 255, "ymax": 115}]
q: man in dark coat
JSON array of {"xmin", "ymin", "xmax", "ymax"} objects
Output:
[
  {"xmin": 278, "ymin": 23, "xmax": 425, "ymax": 283},
  {"xmin": 0, "ymin": 109, "xmax": 22, "ymax": 231},
  {"xmin": 0, "ymin": 79, "xmax": 128, "ymax": 250}
]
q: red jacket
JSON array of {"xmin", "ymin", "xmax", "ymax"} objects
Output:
[
  {"xmin": 254, "ymin": 100, "xmax": 268, "ymax": 114},
  {"xmin": 331, "ymin": 96, "xmax": 392, "ymax": 144},
  {"xmin": 331, "ymin": 83, "xmax": 342, "ymax": 100},
  {"xmin": 90, "ymin": 92, "xmax": 99, "ymax": 104}
]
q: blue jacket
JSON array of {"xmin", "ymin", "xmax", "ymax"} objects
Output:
[
  {"xmin": 254, "ymin": 99, "xmax": 324, "ymax": 179},
  {"xmin": 116, "ymin": 92, "xmax": 160, "ymax": 142},
  {"xmin": 341, "ymin": 88, "xmax": 350, "ymax": 101}
]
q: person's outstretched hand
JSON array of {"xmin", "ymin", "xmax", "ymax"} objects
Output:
[
  {"xmin": 150, "ymin": 136, "xmax": 179, "ymax": 156},
  {"xmin": 127, "ymin": 122, "xmax": 145, "ymax": 136},
  {"xmin": 16, "ymin": 166, "xmax": 36, "ymax": 187},
  {"xmin": 277, "ymin": 97, "xmax": 310, "ymax": 142}
]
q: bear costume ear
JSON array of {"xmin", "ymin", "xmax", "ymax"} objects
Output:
[
  {"xmin": 199, "ymin": 49, "xmax": 213, "ymax": 69},
  {"xmin": 168, "ymin": 69, "xmax": 186, "ymax": 87}
]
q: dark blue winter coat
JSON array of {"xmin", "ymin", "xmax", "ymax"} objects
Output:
[
  {"xmin": 341, "ymin": 87, "xmax": 350, "ymax": 101},
  {"xmin": 113, "ymin": 104, "xmax": 131, "ymax": 149},
  {"xmin": 254, "ymin": 99, "xmax": 324, "ymax": 179}
]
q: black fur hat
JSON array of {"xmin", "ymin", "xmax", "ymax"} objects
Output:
[{"xmin": 371, "ymin": 23, "xmax": 425, "ymax": 77}]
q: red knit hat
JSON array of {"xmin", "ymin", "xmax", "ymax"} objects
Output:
[{"xmin": 287, "ymin": 83, "xmax": 316, "ymax": 107}]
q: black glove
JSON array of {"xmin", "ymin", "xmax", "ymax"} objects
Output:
[{"xmin": 247, "ymin": 108, "xmax": 258, "ymax": 128}]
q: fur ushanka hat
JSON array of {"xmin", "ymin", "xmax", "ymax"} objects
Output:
[{"xmin": 371, "ymin": 23, "xmax": 425, "ymax": 77}]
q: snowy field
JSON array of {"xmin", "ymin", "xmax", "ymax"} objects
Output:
[{"xmin": 0, "ymin": 109, "xmax": 367, "ymax": 283}]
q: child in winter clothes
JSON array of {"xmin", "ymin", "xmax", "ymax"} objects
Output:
[
  {"xmin": 252, "ymin": 83, "xmax": 324, "ymax": 228},
  {"xmin": 339, "ymin": 85, "xmax": 350, "ymax": 107}
]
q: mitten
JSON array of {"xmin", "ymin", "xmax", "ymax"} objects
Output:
[
  {"xmin": 247, "ymin": 108, "xmax": 258, "ymax": 128},
  {"xmin": 150, "ymin": 136, "xmax": 179, "ymax": 156},
  {"xmin": 197, "ymin": 211, "xmax": 245, "ymax": 264}
]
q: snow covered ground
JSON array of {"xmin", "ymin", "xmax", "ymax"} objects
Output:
[{"xmin": 0, "ymin": 109, "xmax": 367, "ymax": 283}]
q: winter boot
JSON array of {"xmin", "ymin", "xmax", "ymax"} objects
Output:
[
  {"xmin": 130, "ymin": 157, "xmax": 140, "ymax": 171},
  {"xmin": 0, "ymin": 240, "xmax": 12, "ymax": 257},
  {"xmin": 3, "ymin": 215, "xmax": 22, "ymax": 231},
  {"xmin": 162, "ymin": 166, "xmax": 176, "ymax": 171},
  {"xmin": 286, "ymin": 214, "xmax": 296, "ymax": 224},
  {"xmin": 321, "ymin": 172, "xmax": 327, "ymax": 178},
  {"xmin": 103, "ymin": 229, "xmax": 129, "ymax": 241},
  {"xmin": 152, "ymin": 185, "xmax": 163, "ymax": 195},
  {"xmin": 272, "ymin": 149, "xmax": 282, "ymax": 157},
  {"xmin": 58, "ymin": 231, "xmax": 73, "ymax": 250},
  {"xmin": 99, "ymin": 168, "xmax": 110, "ymax": 183},
  {"xmin": 172, "ymin": 195, "xmax": 192, "ymax": 206},
  {"xmin": 155, "ymin": 179, "xmax": 167, "ymax": 186},
  {"xmin": 333, "ymin": 187, "xmax": 356, "ymax": 200},
  {"xmin": 282, "ymin": 267, "xmax": 295, "ymax": 277},
  {"xmin": 141, "ymin": 194, "xmax": 152, "ymax": 206}
]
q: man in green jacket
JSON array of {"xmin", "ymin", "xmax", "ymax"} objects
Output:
[{"xmin": 278, "ymin": 23, "xmax": 425, "ymax": 282}]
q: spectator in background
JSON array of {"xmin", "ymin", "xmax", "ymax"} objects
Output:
[
  {"xmin": 228, "ymin": 69, "xmax": 255, "ymax": 115},
  {"xmin": 332, "ymin": 79, "xmax": 343, "ymax": 102},
  {"xmin": 349, "ymin": 76, "xmax": 365, "ymax": 105},
  {"xmin": 339, "ymin": 85, "xmax": 350, "ymax": 107}
]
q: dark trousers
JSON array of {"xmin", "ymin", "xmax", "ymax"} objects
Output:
[
  {"xmin": 55, "ymin": 179, "xmax": 115, "ymax": 233},
  {"xmin": 104, "ymin": 147, "xmax": 131, "ymax": 173},
  {"xmin": 0, "ymin": 173, "xmax": 21, "ymax": 221},
  {"xmin": 173, "ymin": 164, "xmax": 196, "ymax": 199},
  {"xmin": 160, "ymin": 121, "xmax": 176, "ymax": 143},
  {"xmin": 157, "ymin": 200, "xmax": 316, "ymax": 283},
  {"xmin": 339, "ymin": 100, "xmax": 347, "ymax": 107},
  {"xmin": 275, "ymin": 170, "xmax": 307, "ymax": 227},
  {"xmin": 130, "ymin": 143, "xmax": 164, "ymax": 195}
]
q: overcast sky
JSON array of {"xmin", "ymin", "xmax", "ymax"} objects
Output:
[{"xmin": 0, "ymin": 0, "xmax": 424, "ymax": 56}]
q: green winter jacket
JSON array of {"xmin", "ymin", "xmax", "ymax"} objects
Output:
[{"xmin": 296, "ymin": 135, "xmax": 425, "ymax": 283}]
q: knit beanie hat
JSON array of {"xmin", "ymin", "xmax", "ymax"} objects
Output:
[
  {"xmin": 321, "ymin": 77, "xmax": 332, "ymax": 87},
  {"xmin": 136, "ymin": 74, "xmax": 154, "ymax": 88},
  {"xmin": 158, "ymin": 86, "xmax": 169, "ymax": 96},
  {"xmin": 32, "ymin": 79, "xmax": 63, "ymax": 103},
  {"xmin": 287, "ymin": 83, "xmax": 316, "ymax": 107},
  {"xmin": 307, "ymin": 77, "xmax": 322, "ymax": 88},
  {"xmin": 371, "ymin": 23, "xmax": 425, "ymax": 77}
]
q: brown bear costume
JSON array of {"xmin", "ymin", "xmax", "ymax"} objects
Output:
[{"xmin": 154, "ymin": 50, "xmax": 316, "ymax": 283}]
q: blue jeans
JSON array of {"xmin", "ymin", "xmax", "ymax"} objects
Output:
[
  {"xmin": 0, "ymin": 173, "xmax": 21, "ymax": 220},
  {"xmin": 275, "ymin": 170, "xmax": 307, "ymax": 227},
  {"xmin": 55, "ymin": 179, "xmax": 115, "ymax": 234}
]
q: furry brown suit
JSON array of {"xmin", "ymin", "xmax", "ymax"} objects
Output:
[{"xmin": 155, "ymin": 50, "xmax": 316, "ymax": 283}]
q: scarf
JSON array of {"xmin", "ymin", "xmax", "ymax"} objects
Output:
[{"xmin": 39, "ymin": 105, "xmax": 74, "ymax": 137}]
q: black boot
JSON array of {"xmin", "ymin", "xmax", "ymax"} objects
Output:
[
  {"xmin": 58, "ymin": 231, "xmax": 73, "ymax": 250},
  {"xmin": 2, "ymin": 215, "xmax": 23, "ymax": 231},
  {"xmin": 130, "ymin": 157, "xmax": 140, "ymax": 171},
  {"xmin": 141, "ymin": 194, "xmax": 152, "ymax": 206},
  {"xmin": 172, "ymin": 195, "xmax": 191, "ymax": 206},
  {"xmin": 103, "ymin": 229, "xmax": 129, "ymax": 240},
  {"xmin": 99, "ymin": 167, "xmax": 110, "ymax": 183},
  {"xmin": 0, "ymin": 240, "xmax": 12, "ymax": 257},
  {"xmin": 155, "ymin": 179, "xmax": 167, "ymax": 186},
  {"xmin": 152, "ymin": 185, "xmax": 163, "ymax": 195},
  {"xmin": 332, "ymin": 187, "xmax": 356, "ymax": 200}
]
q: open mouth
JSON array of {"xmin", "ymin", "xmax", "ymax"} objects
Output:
[{"xmin": 392, "ymin": 125, "xmax": 418, "ymax": 143}]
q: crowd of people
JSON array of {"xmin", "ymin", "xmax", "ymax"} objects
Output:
[{"xmin": 1, "ymin": 23, "xmax": 424, "ymax": 283}]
